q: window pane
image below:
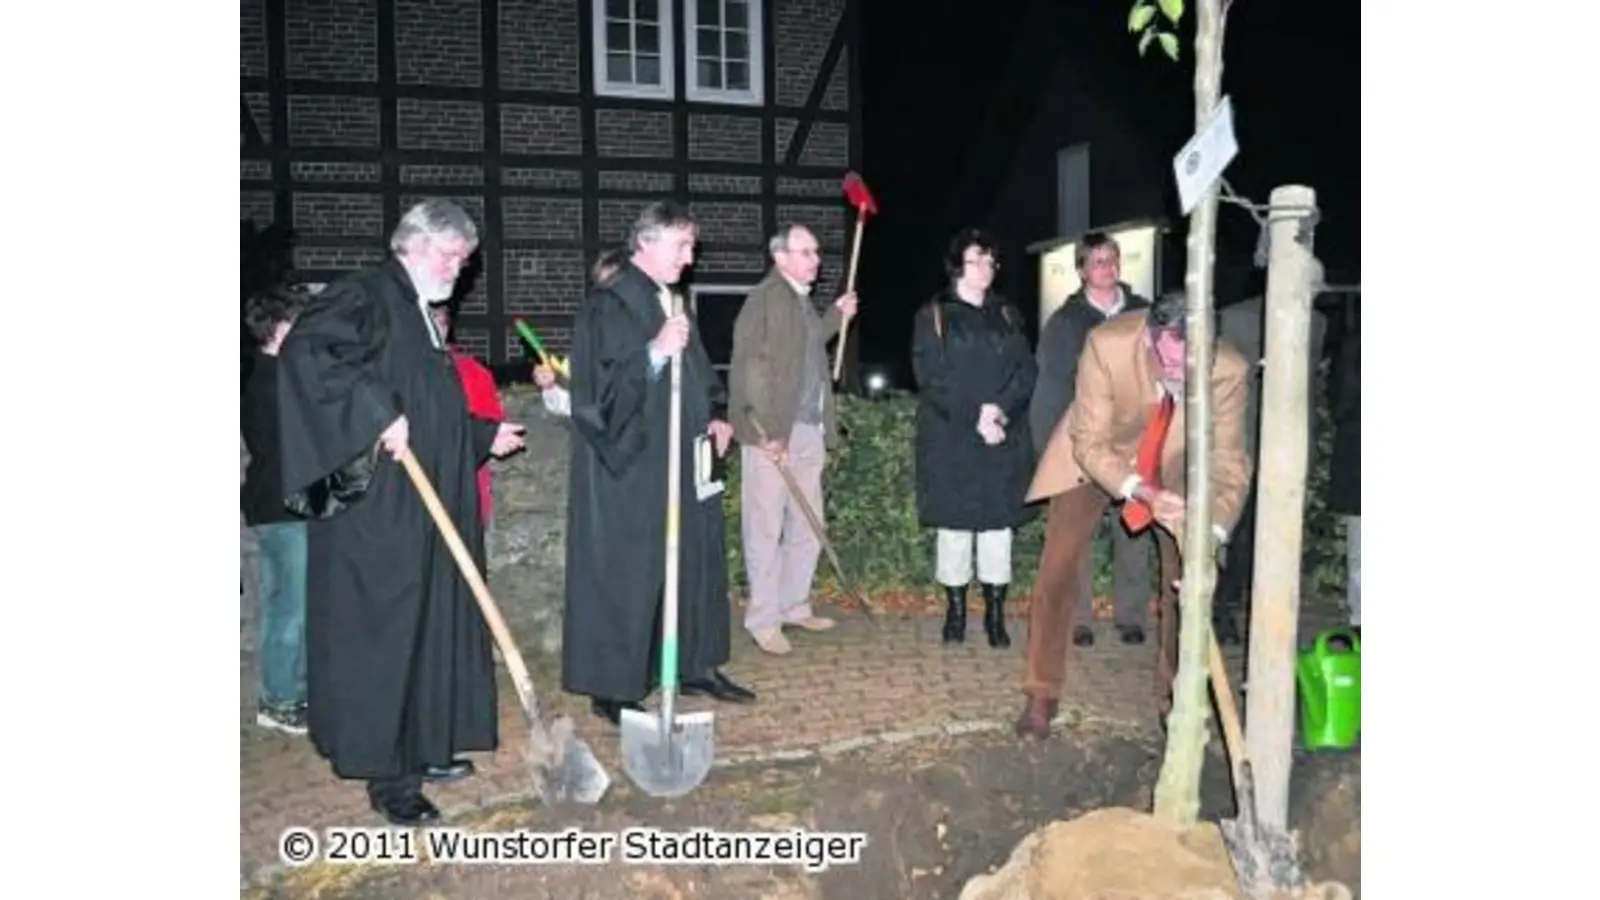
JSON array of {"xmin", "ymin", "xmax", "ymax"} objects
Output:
[
  {"xmin": 724, "ymin": 29, "xmax": 748, "ymax": 62},
  {"xmin": 636, "ymin": 53, "xmax": 661, "ymax": 85},
  {"xmin": 724, "ymin": 0, "xmax": 749, "ymax": 29},
  {"xmin": 725, "ymin": 60, "xmax": 749, "ymax": 91},
  {"xmin": 606, "ymin": 0, "xmax": 630, "ymax": 20},
  {"xmin": 697, "ymin": 58, "xmax": 723, "ymax": 89},
  {"xmin": 605, "ymin": 22, "xmax": 632, "ymax": 51},
  {"xmin": 697, "ymin": 26, "xmax": 722, "ymax": 59},
  {"xmin": 635, "ymin": 22, "xmax": 659, "ymax": 54},
  {"xmin": 637, "ymin": 0, "xmax": 658, "ymax": 21},
  {"xmin": 697, "ymin": 0, "xmax": 721, "ymax": 25},
  {"xmin": 606, "ymin": 52, "xmax": 633, "ymax": 84}
]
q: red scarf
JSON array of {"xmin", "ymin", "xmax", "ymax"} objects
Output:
[{"xmin": 449, "ymin": 347, "xmax": 504, "ymax": 526}]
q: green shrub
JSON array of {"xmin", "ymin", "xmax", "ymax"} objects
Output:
[{"xmin": 723, "ymin": 364, "xmax": 1347, "ymax": 600}]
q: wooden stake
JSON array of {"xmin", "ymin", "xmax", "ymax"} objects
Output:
[{"xmin": 1245, "ymin": 183, "xmax": 1319, "ymax": 830}]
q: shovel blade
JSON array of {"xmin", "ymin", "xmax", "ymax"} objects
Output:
[
  {"xmin": 618, "ymin": 708, "xmax": 715, "ymax": 798},
  {"xmin": 1219, "ymin": 818, "xmax": 1305, "ymax": 900},
  {"xmin": 526, "ymin": 715, "xmax": 612, "ymax": 805}
]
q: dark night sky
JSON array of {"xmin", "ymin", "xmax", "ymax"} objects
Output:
[{"xmin": 852, "ymin": 0, "xmax": 1359, "ymax": 371}]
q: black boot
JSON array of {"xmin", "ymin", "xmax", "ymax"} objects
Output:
[
  {"xmin": 981, "ymin": 583, "xmax": 1011, "ymax": 648},
  {"xmin": 941, "ymin": 585, "xmax": 968, "ymax": 644}
]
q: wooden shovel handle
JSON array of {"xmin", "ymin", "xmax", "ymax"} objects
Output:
[
  {"xmin": 1206, "ymin": 629, "xmax": 1247, "ymax": 772},
  {"xmin": 397, "ymin": 447, "xmax": 542, "ymax": 723},
  {"xmin": 831, "ymin": 207, "xmax": 868, "ymax": 382}
]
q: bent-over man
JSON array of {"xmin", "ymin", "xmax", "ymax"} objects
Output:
[
  {"xmin": 562, "ymin": 201, "xmax": 755, "ymax": 726},
  {"xmin": 727, "ymin": 223, "xmax": 857, "ymax": 656},
  {"xmin": 277, "ymin": 199, "xmax": 527, "ymax": 824},
  {"xmin": 1017, "ymin": 290, "xmax": 1253, "ymax": 738}
]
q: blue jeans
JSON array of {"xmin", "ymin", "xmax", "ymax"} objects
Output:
[{"xmin": 254, "ymin": 521, "xmax": 308, "ymax": 709}]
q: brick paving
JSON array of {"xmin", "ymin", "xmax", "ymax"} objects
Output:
[{"xmin": 239, "ymin": 596, "xmax": 1348, "ymax": 888}]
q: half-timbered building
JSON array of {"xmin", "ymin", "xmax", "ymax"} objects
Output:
[{"xmin": 241, "ymin": 0, "xmax": 863, "ymax": 373}]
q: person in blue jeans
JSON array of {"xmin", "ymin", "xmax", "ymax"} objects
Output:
[{"xmin": 241, "ymin": 285, "xmax": 310, "ymax": 734}]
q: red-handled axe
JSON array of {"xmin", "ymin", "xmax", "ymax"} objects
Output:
[{"xmin": 833, "ymin": 171, "xmax": 877, "ymax": 382}]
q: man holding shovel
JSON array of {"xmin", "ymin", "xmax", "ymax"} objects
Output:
[
  {"xmin": 276, "ymin": 199, "xmax": 528, "ymax": 825},
  {"xmin": 728, "ymin": 223, "xmax": 858, "ymax": 655},
  {"xmin": 562, "ymin": 201, "xmax": 755, "ymax": 726}
]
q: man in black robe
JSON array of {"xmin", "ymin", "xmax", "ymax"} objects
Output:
[
  {"xmin": 276, "ymin": 199, "xmax": 527, "ymax": 825},
  {"xmin": 563, "ymin": 200, "xmax": 755, "ymax": 725}
]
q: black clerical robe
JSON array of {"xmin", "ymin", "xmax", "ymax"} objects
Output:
[
  {"xmin": 562, "ymin": 263, "xmax": 733, "ymax": 702},
  {"xmin": 276, "ymin": 259, "xmax": 500, "ymax": 781}
]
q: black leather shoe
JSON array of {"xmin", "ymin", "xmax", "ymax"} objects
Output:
[
  {"xmin": 1116, "ymin": 624, "xmax": 1145, "ymax": 645},
  {"xmin": 1072, "ymin": 625, "xmax": 1095, "ymax": 647},
  {"xmin": 680, "ymin": 670, "xmax": 756, "ymax": 703},
  {"xmin": 422, "ymin": 759, "xmax": 475, "ymax": 782},
  {"xmin": 590, "ymin": 697, "xmax": 644, "ymax": 726},
  {"xmin": 942, "ymin": 585, "xmax": 968, "ymax": 644},
  {"xmin": 369, "ymin": 791, "xmax": 440, "ymax": 826}
]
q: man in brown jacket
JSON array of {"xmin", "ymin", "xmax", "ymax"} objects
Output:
[
  {"xmin": 727, "ymin": 224, "xmax": 858, "ymax": 655},
  {"xmin": 1017, "ymin": 290, "xmax": 1253, "ymax": 738}
]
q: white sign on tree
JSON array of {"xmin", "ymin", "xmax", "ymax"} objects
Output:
[{"xmin": 1172, "ymin": 94, "xmax": 1239, "ymax": 215}]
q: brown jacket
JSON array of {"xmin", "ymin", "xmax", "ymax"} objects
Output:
[
  {"xmin": 1027, "ymin": 309, "xmax": 1254, "ymax": 537},
  {"xmin": 726, "ymin": 270, "xmax": 843, "ymax": 448}
]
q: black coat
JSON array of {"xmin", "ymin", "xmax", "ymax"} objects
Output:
[
  {"xmin": 276, "ymin": 260, "xmax": 500, "ymax": 780},
  {"xmin": 1326, "ymin": 297, "xmax": 1360, "ymax": 516},
  {"xmin": 910, "ymin": 290, "xmax": 1039, "ymax": 531},
  {"xmin": 561, "ymin": 264, "xmax": 732, "ymax": 702}
]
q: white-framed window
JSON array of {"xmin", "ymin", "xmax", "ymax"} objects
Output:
[
  {"xmin": 593, "ymin": 0, "xmax": 675, "ymax": 100},
  {"xmin": 685, "ymin": 0, "xmax": 764, "ymax": 106},
  {"xmin": 688, "ymin": 283, "xmax": 756, "ymax": 372}
]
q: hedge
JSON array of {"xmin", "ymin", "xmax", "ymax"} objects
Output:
[{"xmin": 722, "ymin": 365, "xmax": 1348, "ymax": 601}]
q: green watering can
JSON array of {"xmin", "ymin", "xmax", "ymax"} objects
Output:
[{"xmin": 1296, "ymin": 627, "xmax": 1360, "ymax": 750}]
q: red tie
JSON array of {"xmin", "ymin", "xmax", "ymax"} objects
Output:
[{"xmin": 1122, "ymin": 391, "xmax": 1176, "ymax": 534}]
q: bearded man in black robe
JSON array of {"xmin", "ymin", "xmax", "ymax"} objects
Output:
[
  {"xmin": 563, "ymin": 200, "xmax": 755, "ymax": 725},
  {"xmin": 276, "ymin": 199, "xmax": 527, "ymax": 825}
]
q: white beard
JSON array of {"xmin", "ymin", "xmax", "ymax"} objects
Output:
[{"xmin": 414, "ymin": 276, "xmax": 455, "ymax": 303}]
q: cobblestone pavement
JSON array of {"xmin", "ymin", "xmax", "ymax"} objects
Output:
[{"xmin": 239, "ymin": 580, "xmax": 1351, "ymax": 889}]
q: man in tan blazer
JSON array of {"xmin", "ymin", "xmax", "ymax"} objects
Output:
[
  {"xmin": 1016, "ymin": 290, "xmax": 1252, "ymax": 738},
  {"xmin": 727, "ymin": 223, "xmax": 858, "ymax": 655}
]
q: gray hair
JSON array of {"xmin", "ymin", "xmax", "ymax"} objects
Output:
[
  {"xmin": 390, "ymin": 198, "xmax": 480, "ymax": 255},
  {"xmin": 767, "ymin": 223, "xmax": 813, "ymax": 258},
  {"xmin": 628, "ymin": 201, "xmax": 696, "ymax": 250}
]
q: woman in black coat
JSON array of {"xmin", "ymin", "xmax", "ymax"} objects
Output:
[{"xmin": 911, "ymin": 229, "xmax": 1039, "ymax": 648}]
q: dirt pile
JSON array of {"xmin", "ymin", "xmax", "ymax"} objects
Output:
[{"xmin": 956, "ymin": 806, "xmax": 1243, "ymax": 900}]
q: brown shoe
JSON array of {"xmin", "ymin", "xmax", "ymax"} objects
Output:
[
  {"xmin": 1013, "ymin": 696, "xmax": 1058, "ymax": 740},
  {"xmin": 751, "ymin": 627, "xmax": 793, "ymax": 655},
  {"xmin": 786, "ymin": 616, "xmax": 836, "ymax": 632}
]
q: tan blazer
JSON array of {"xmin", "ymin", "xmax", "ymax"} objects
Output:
[{"xmin": 1027, "ymin": 309, "xmax": 1254, "ymax": 537}]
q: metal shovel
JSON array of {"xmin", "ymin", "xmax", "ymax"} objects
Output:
[
  {"xmin": 398, "ymin": 449, "xmax": 610, "ymax": 805},
  {"xmin": 1207, "ymin": 630, "xmax": 1306, "ymax": 898},
  {"xmin": 620, "ymin": 294, "xmax": 715, "ymax": 798}
]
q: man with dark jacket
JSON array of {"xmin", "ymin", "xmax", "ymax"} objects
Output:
[
  {"xmin": 241, "ymin": 285, "xmax": 310, "ymax": 735},
  {"xmin": 1214, "ymin": 288, "xmax": 1327, "ymax": 644},
  {"xmin": 1026, "ymin": 232, "xmax": 1152, "ymax": 646}
]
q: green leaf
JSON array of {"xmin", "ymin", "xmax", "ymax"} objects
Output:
[
  {"xmin": 1138, "ymin": 28, "xmax": 1156, "ymax": 56},
  {"xmin": 1128, "ymin": 3, "xmax": 1157, "ymax": 33},
  {"xmin": 1158, "ymin": 0, "xmax": 1185, "ymax": 25},
  {"xmin": 1158, "ymin": 31, "xmax": 1180, "ymax": 61}
]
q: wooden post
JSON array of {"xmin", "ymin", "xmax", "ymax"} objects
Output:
[
  {"xmin": 1150, "ymin": 0, "xmax": 1225, "ymax": 827},
  {"xmin": 1245, "ymin": 184, "xmax": 1319, "ymax": 830}
]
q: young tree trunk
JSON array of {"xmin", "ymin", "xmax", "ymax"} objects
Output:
[
  {"xmin": 1245, "ymin": 184, "xmax": 1319, "ymax": 829},
  {"xmin": 1151, "ymin": 0, "xmax": 1227, "ymax": 827}
]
